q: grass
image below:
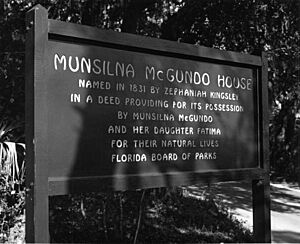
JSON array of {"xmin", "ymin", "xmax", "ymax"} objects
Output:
[
  {"xmin": 48, "ymin": 189, "xmax": 253, "ymax": 243},
  {"xmin": 3, "ymin": 186, "xmax": 253, "ymax": 243}
]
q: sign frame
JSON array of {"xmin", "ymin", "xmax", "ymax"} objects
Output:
[{"xmin": 25, "ymin": 5, "xmax": 271, "ymax": 243}]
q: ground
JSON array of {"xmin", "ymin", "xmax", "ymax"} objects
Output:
[{"xmin": 184, "ymin": 181, "xmax": 300, "ymax": 243}]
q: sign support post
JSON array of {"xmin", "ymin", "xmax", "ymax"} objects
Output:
[
  {"xmin": 25, "ymin": 5, "xmax": 49, "ymax": 243},
  {"xmin": 252, "ymin": 177, "xmax": 271, "ymax": 242},
  {"xmin": 252, "ymin": 50, "xmax": 271, "ymax": 242}
]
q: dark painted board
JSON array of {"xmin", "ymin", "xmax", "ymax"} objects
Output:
[
  {"xmin": 252, "ymin": 177, "xmax": 271, "ymax": 242},
  {"xmin": 45, "ymin": 39, "xmax": 259, "ymax": 190},
  {"xmin": 48, "ymin": 168, "xmax": 267, "ymax": 195},
  {"xmin": 25, "ymin": 5, "xmax": 49, "ymax": 243},
  {"xmin": 261, "ymin": 52, "xmax": 270, "ymax": 171}
]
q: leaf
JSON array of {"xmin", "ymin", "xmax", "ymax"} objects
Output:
[{"xmin": 0, "ymin": 141, "xmax": 25, "ymax": 187}]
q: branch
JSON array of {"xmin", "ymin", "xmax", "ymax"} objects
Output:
[{"xmin": 133, "ymin": 189, "xmax": 146, "ymax": 244}]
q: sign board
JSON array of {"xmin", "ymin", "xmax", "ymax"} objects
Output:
[
  {"xmin": 48, "ymin": 41, "xmax": 259, "ymax": 186},
  {"xmin": 25, "ymin": 5, "xmax": 270, "ymax": 243}
]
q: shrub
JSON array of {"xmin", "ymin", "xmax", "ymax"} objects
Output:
[{"xmin": 0, "ymin": 118, "xmax": 25, "ymax": 243}]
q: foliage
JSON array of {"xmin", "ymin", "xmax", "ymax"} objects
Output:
[
  {"xmin": 0, "ymin": 116, "xmax": 25, "ymax": 184},
  {"xmin": 0, "ymin": 1, "xmax": 28, "ymax": 131},
  {"xmin": 49, "ymin": 189, "xmax": 252, "ymax": 243},
  {"xmin": 0, "ymin": 169, "xmax": 25, "ymax": 242},
  {"xmin": 0, "ymin": 117, "xmax": 25, "ymax": 243}
]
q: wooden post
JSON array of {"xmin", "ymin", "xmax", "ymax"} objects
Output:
[
  {"xmin": 25, "ymin": 5, "xmax": 49, "ymax": 243},
  {"xmin": 252, "ymin": 177, "xmax": 271, "ymax": 242},
  {"xmin": 252, "ymin": 51, "xmax": 271, "ymax": 243}
]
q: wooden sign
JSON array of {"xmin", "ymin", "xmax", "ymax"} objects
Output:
[
  {"xmin": 25, "ymin": 5, "xmax": 270, "ymax": 243},
  {"xmin": 47, "ymin": 41, "xmax": 259, "ymax": 188}
]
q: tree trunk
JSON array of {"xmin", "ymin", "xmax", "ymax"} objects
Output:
[
  {"xmin": 81, "ymin": 0, "xmax": 95, "ymax": 26},
  {"xmin": 121, "ymin": 0, "xmax": 156, "ymax": 33}
]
